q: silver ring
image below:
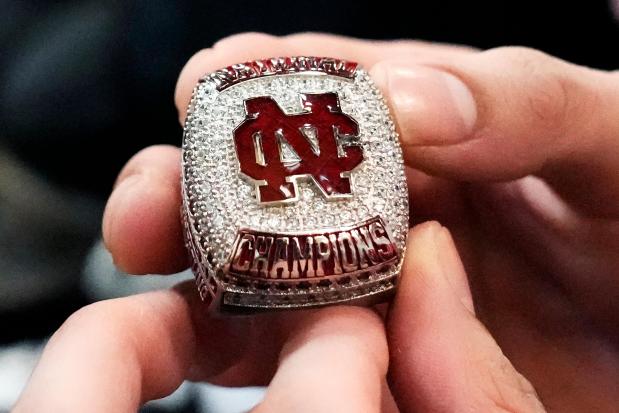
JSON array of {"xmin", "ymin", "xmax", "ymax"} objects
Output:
[{"xmin": 181, "ymin": 56, "xmax": 409, "ymax": 314}]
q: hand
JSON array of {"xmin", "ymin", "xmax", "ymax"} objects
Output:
[{"xmin": 14, "ymin": 33, "xmax": 619, "ymax": 413}]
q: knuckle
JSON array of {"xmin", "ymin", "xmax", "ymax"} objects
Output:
[
  {"xmin": 174, "ymin": 48, "xmax": 210, "ymax": 109},
  {"xmin": 488, "ymin": 46, "xmax": 552, "ymax": 66},
  {"xmin": 53, "ymin": 300, "xmax": 127, "ymax": 344},
  {"xmin": 63, "ymin": 301, "xmax": 116, "ymax": 329},
  {"xmin": 525, "ymin": 70, "xmax": 570, "ymax": 130},
  {"xmin": 486, "ymin": 47, "xmax": 588, "ymax": 132}
]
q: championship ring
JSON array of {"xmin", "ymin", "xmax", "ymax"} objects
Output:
[{"xmin": 181, "ymin": 57, "xmax": 409, "ymax": 313}]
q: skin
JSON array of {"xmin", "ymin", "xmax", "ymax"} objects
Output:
[{"xmin": 13, "ymin": 33, "xmax": 619, "ymax": 412}]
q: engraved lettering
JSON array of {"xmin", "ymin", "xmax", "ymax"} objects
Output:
[
  {"xmin": 370, "ymin": 222, "xmax": 396, "ymax": 260},
  {"xmin": 314, "ymin": 235, "xmax": 330, "ymax": 277},
  {"xmin": 291, "ymin": 236, "xmax": 316, "ymax": 278},
  {"xmin": 351, "ymin": 227, "xmax": 379, "ymax": 268},
  {"xmin": 338, "ymin": 232, "xmax": 358, "ymax": 272},
  {"xmin": 329, "ymin": 233, "xmax": 343, "ymax": 275},
  {"xmin": 231, "ymin": 234, "xmax": 254, "ymax": 272},
  {"xmin": 269, "ymin": 237, "xmax": 290, "ymax": 279},
  {"xmin": 227, "ymin": 217, "xmax": 398, "ymax": 281},
  {"xmin": 250, "ymin": 236, "xmax": 273, "ymax": 278}
]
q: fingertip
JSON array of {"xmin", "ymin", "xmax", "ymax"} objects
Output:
[
  {"xmin": 115, "ymin": 145, "xmax": 181, "ymax": 187},
  {"xmin": 104, "ymin": 173, "xmax": 187, "ymax": 275},
  {"xmin": 407, "ymin": 219, "xmax": 445, "ymax": 238},
  {"xmin": 398, "ymin": 221, "xmax": 450, "ymax": 303},
  {"xmin": 102, "ymin": 172, "xmax": 141, "ymax": 257},
  {"xmin": 403, "ymin": 220, "xmax": 445, "ymax": 258},
  {"xmin": 103, "ymin": 145, "xmax": 187, "ymax": 275},
  {"xmin": 174, "ymin": 47, "xmax": 212, "ymax": 121},
  {"xmin": 398, "ymin": 221, "xmax": 473, "ymax": 314}
]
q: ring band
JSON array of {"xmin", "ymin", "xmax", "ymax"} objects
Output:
[{"xmin": 181, "ymin": 56, "xmax": 409, "ymax": 314}]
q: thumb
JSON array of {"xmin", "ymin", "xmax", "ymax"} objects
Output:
[
  {"xmin": 387, "ymin": 222, "xmax": 546, "ymax": 412},
  {"xmin": 372, "ymin": 47, "xmax": 619, "ymax": 216}
]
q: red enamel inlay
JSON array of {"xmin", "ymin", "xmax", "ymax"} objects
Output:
[
  {"xmin": 228, "ymin": 216, "xmax": 398, "ymax": 280},
  {"xmin": 233, "ymin": 93, "xmax": 363, "ymax": 203}
]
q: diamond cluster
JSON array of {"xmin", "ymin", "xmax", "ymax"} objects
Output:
[{"xmin": 182, "ymin": 58, "xmax": 409, "ymax": 311}]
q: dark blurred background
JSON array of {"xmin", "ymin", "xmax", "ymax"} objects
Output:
[{"xmin": 0, "ymin": 0, "xmax": 617, "ymax": 411}]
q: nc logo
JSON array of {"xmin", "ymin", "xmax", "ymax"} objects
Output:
[{"xmin": 233, "ymin": 93, "xmax": 364, "ymax": 205}]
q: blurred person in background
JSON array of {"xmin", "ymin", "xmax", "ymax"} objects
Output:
[{"xmin": 1, "ymin": 1, "xmax": 618, "ymax": 412}]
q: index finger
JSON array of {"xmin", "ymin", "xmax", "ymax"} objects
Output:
[
  {"xmin": 253, "ymin": 307, "xmax": 390, "ymax": 413},
  {"xmin": 13, "ymin": 283, "xmax": 389, "ymax": 413}
]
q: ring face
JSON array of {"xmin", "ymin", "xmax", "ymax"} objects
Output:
[{"xmin": 181, "ymin": 57, "xmax": 409, "ymax": 313}]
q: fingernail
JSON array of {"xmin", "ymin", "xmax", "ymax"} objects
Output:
[
  {"xmin": 102, "ymin": 173, "xmax": 143, "ymax": 250},
  {"xmin": 434, "ymin": 227, "xmax": 476, "ymax": 314},
  {"xmin": 371, "ymin": 62, "xmax": 477, "ymax": 145}
]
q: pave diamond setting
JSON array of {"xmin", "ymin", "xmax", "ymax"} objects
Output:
[{"xmin": 181, "ymin": 57, "xmax": 409, "ymax": 313}]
